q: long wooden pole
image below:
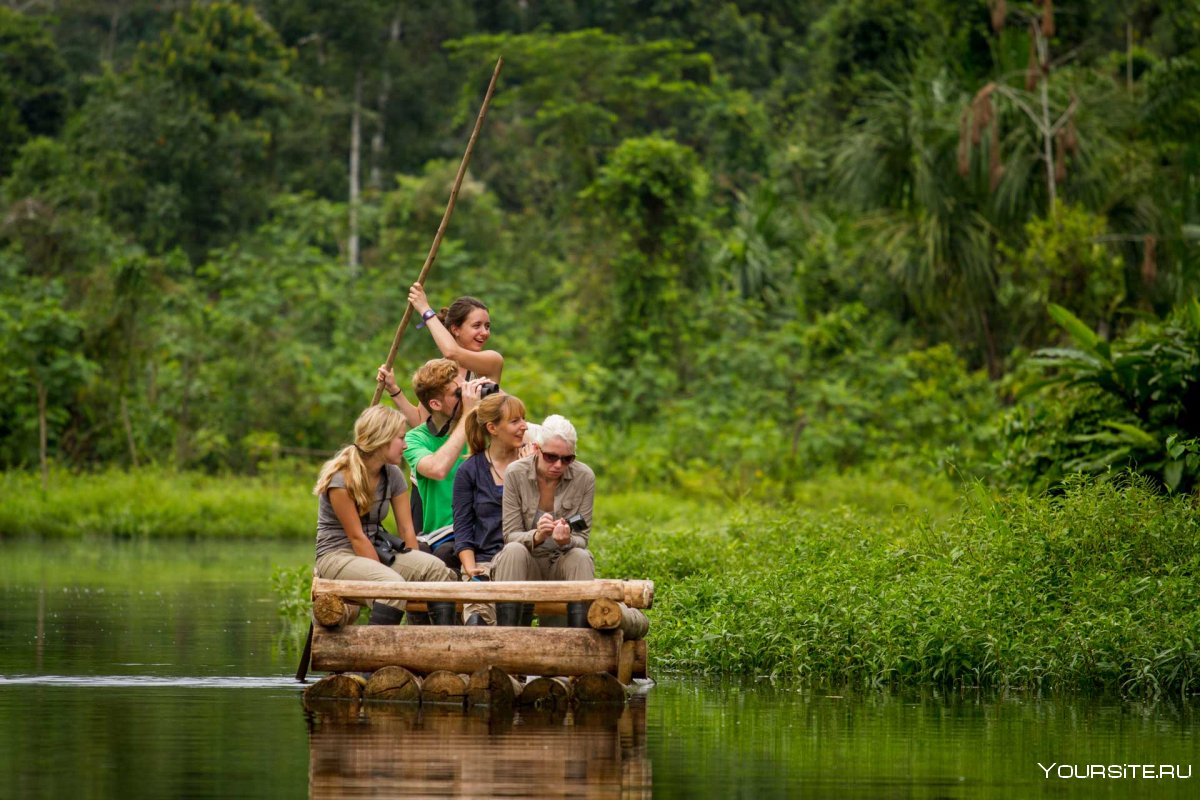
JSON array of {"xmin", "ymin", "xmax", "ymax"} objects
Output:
[
  {"xmin": 298, "ymin": 58, "xmax": 503, "ymax": 684},
  {"xmin": 370, "ymin": 56, "xmax": 504, "ymax": 406}
]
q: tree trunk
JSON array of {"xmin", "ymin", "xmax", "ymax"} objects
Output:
[
  {"xmin": 120, "ymin": 395, "xmax": 139, "ymax": 468},
  {"xmin": 1035, "ymin": 28, "xmax": 1056, "ymax": 210},
  {"xmin": 175, "ymin": 357, "xmax": 194, "ymax": 467},
  {"xmin": 36, "ymin": 378, "xmax": 48, "ymax": 493},
  {"xmin": 369, "ymin": 10, "xmax": 403, "ymax": 191},
  {"xmin": 348, "ymin": 68, "xmax": 363, "ymax": 274}
]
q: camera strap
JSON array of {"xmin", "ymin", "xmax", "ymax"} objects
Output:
[{"xmin": 362, "ymin": 466, "xmax": 392, "ymax": 551}]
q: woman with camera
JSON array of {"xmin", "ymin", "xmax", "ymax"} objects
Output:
[
  {"xmin": 495, "ymin": 414, "xmax": 596, "ymax": 627},
  {"xmin": 451, "ymin": 392, "xmax": 529, "ymax": 624},
  {"xmin": 313, "ymin": 405, "xmax": 459, "ymax": 626}
]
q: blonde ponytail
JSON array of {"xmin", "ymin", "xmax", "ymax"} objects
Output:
[{"xmin": 313, "ymin": 405, "xmax": 407, "ymax": 513}]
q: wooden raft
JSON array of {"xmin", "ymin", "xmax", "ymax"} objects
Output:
[{"xmin": 305, "ymin": 578, "xmax": 653, "ymax": 706}]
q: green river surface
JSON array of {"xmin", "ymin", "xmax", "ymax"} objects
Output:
[{"xmin": 0, "ymin": 539, "xmax": 1195, "ymax": 799}]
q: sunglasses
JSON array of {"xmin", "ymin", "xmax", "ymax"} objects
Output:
[{"xmin": 539, "ymin": 451, "xmax": 576, "ymax": 465}]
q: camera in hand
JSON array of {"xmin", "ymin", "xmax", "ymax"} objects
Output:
[
  {"xmin": 479, "ymin": 382, "xmax": 500, "ymax": 398},
  {"xmin": 566, "ymin": 513, "xmax": 587, "ymax": 533}
]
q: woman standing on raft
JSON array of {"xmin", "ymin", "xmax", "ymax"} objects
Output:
[{"xmin": 313, "ymin": 405, "xmax": 458, "ymax": 625}]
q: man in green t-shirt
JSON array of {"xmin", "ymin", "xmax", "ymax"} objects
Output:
[{"xmin": 403, "ymin": 358, "xmax": 487, "ymax": 536}]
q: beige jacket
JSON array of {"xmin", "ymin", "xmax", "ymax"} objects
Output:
[{"xmin": 501, "ymin": 455, "xmax": 595, "ymax": 554}]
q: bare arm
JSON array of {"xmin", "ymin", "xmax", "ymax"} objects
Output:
[
  {"xmin": 377, "ymin": 365, "xmax": 426, "ymax": 428},
  {"xmin": 389, "ymin": 494, "xmax": 419, "ymax": 551},
  {"xmin": 328, "ymin": 488, "xmax": 380, "ymax": 561},
  {"xmin": 409, "ymin": 284, "xmax": 504, "ymax": 383},
  {"xmin": 413, "ymin": 379, "xmax": 484, "ymax": 480}
]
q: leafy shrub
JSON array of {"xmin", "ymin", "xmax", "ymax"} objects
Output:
[{"xmin": 1001, "ymin": 301, "xmax": 1200, "ymax": 493}]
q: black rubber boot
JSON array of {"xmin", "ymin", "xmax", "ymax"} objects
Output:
[
  {"xmin": 429, "ymin": 601, "xmax": 458, "ymax": 625},
  {"xmin": 567, "ymin": 601, "xmax": 591, "ymax": 629},
  {"xmin": 520, "ymin": 603, "xmax": 535, "ymax": 627},
  {"xmin": 406, "ymin": 610, "xmax": 431, "ymax": 626},
  {"xmin": 465, "ymin": 613, "xmax": 485, "ymax": 626},
  {"xmin": 495, "ymin": 602, "xmax": 522, "ymax": 626},
  {"xmin": 368, "ymin": 602, "xmax": 405, "ymax": 626}
]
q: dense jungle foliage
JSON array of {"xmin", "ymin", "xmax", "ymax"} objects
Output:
[
  {"xmin": 5, "ymin": 1, "xmax": 1199, "ymax": 695},
  {"xmin": 2, "ymin": 0, "xmax": 1198, "ymax": 497}
]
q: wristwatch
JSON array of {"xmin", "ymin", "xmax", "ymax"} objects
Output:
[{"xmin": 416, "ymin": 308, "xmax": 437, "ymax": 329}]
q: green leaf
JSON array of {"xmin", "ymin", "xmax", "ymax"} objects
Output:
[
  {"xmin": 1101, "ymin": 421, "xmax": 1159, "ymax": 449},
  {"xmin": 1163, "ymin": 460, "xmax": 1183, "ymax": 492},
  {"xmin": 1047, "ymin": 304, "xmax": 1104, "ymax": 358}
]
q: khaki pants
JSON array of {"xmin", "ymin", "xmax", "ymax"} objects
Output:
[
  {"xmin": 491, "ymin": 543, "xmax": 594, "ymax": 627},
  {"xmin": 491, "ymin": 541, "xmax": 595, "ymax": 582},
  {"xmin": 316, "ymin": 549, "xmax": 457, "ymax": 612},
  {"xmin": 461, "ymin": 561, "xmax": 497, "ymax": 624}
]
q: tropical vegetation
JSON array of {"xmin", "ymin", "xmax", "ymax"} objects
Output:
[{"xmin": 2, "ymin": 1, "xmax": 1198, "ymax": 693}]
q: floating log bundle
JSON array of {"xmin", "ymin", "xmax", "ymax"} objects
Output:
[{"xmin": 303, "ymin": 576, "xmax": 655, "ymax": 707}]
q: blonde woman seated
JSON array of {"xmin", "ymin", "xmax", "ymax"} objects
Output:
[
  {"xmin": 494, "ymin": 414, "xmax": 596, "ymax": 627},
  {"xmin": 313, "ymin": 405, "xmax": 458, "ymax": 625}
]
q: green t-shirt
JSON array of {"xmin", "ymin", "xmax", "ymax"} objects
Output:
[{"xmin": 404, "ymin": 420, "xmax": 467, "ymax": 533}]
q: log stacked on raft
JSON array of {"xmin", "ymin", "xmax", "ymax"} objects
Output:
[
  {"xmin": 303, "ymin": 577, "xmax": 655, "ymax": 706},
  {"xmin": 309, "ymin": 577, "xmax": 654, "ymax": 607}
]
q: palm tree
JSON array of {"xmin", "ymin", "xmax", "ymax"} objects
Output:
[{"xmin": 831, "ymin": 70, "xmax": 1007, "ymax": 376}]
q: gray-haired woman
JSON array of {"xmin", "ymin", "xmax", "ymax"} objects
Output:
[{"xmin": 493, "ymin": 415, "xmax": 596, "ymax": 627}]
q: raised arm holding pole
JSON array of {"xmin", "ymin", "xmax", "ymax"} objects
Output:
[{"xmin": 371, "ymin": 56, "xmax": 504, "ymax": 408}]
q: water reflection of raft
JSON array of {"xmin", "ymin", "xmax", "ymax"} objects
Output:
[
  {"xmin": 305, "ymin": 695, "xmax": 651, "ymax": 799},
  {"xmin": 304, "ymin": 578, "xmax": 653, "ymax": 706}
]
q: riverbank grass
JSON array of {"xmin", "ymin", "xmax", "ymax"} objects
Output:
[{"xmin": 623, "ymin": 475, "xmax": 1199, "ymax": 698}]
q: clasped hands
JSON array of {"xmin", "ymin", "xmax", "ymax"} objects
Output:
[{"xmin": 532, "ymin": 513, "xmax": 571, "ymax": 547}]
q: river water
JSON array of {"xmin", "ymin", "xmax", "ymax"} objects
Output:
[{"xmin": 0, "ymin": 539, "xmax": 1195, "ymax": 798}]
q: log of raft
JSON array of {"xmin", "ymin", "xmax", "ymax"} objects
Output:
[
  {"xmin": 518, "ymin": 676, "xmax": 571, "ymax": 710},
  {"xmin": 313, "ymin": 593, "xmax": 358, "ymax": 628},
  {"xmin": 572, "ymin": 672, "xmax": 626, "ymax": 704},
  {"xmin": 630, "ymin": 639, "xmax": 647, "ymax": 680},
  {"xmin": 467, "ymin": 666, "xmax": 523, "ymax": 708},
  {"xmin": 364, "ymin": 665, "xmax": 422, "ymax": 702},
  {"xmin": 304, "ymin": 672, "xmax": 366, "ymax": 702},
  {"xmin": 421, "ymin": 670, "xmax": 469, "ymax": 705},
  {"xmin": 312, "ymin": 577, "xmax": 654, "ymax": 609},
  {"xmin": 586, "ymin": 599, "xmax": 650, "ymax": 640},
  {"xmin": 311, "ymin": 626, "xmax": 625, "ymax": 677}
]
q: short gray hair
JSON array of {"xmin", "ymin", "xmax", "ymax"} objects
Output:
[{"xmin": 537, "ymin": 414, "xmax": 577, "ymax": 449}]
